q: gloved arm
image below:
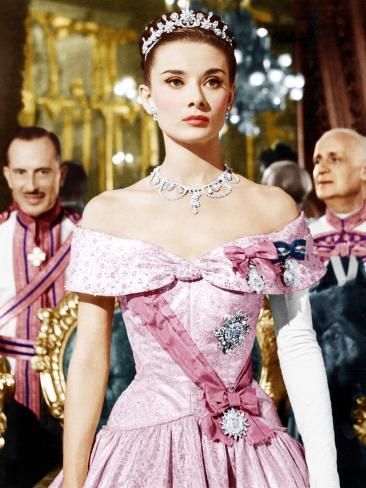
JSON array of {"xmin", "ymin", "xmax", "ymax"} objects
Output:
[{"xmin": 269, "ymin": 290, "xmax": 339, "ymax": 488}]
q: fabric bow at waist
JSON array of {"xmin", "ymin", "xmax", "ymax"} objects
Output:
[
  {"xmin": 127, "ymin": 293, "xmax": 275, "ymax": 447},
  {"xmin": 200, "ymin": 359, "xmax": 274, "ymax": 446}
]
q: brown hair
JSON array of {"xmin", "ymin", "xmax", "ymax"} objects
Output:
[
  {"xmin": 6, "ymin": 126, "xmax": 61, "ymax": 164},
  {"xmin": 139, "ymin": 11, "xmax": 237, "ymax": 86}
]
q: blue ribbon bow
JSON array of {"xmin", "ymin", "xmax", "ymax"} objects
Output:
[{"xmin": 273, "ymin": 239, "xmax": 306, "ymax": 262}]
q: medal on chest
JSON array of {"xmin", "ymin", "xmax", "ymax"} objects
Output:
[{"xmin": 27, "ymin": 246, "xmax": 46, "ymax": 267}]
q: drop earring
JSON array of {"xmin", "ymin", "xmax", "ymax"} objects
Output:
[
  {"xmin": 150, "ymin": 105, "xmax": 158, "ymax": 121},
  {"xmin": 225, "ymin": 107, "xmax": 231, "ymax": 120}
]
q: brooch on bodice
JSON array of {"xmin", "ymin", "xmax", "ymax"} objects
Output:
[
  {"xmin": 273, "ymin": 239, "xmax": 306, "ymax": 287},
  {"xmin": 213, "ymin": 310, "xmax": 250, "ymax": 354},
  {"xmin": 221, "ymin": 407, "xmax": 250, "ymax": 440},
  {"xmin": 283, "ymin": 258, "xmax": 300, "ymax": 286},
  {"xmin": 246, "ymin": 264, "xmax": 265, "ymax": 293},
  {"xmin": 224, "ymin": 238, "xmax": 307, "ymax": 290},
  {"xmin": 27, "ymin": 246, "xmax": 46, "ymax": 267},
  {"xmin": 224, "ymin": 242, "xmax": 278, "ymax": 293}
]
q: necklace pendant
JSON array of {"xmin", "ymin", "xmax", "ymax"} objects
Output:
[{"xmin": 190, "ymin": 192, "xmax": 201, "ymax": 214}]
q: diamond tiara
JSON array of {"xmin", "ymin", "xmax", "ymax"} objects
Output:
[{"xmin": 141, "ymin": 9, "xmax": 234, "ymax": 59}]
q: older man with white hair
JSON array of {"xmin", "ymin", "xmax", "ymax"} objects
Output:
[
  {"xmin": 311, "ymin": 128, "xmax": 366, "ymax": 280},
  {"xmin": 309, "ymin": 128, "xmax": 366, "ymax": 488}
]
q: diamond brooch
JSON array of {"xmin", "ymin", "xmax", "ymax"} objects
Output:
[
  {"xmin": 247, "ymin": 264, "xmax": 265, "ymax": 293},
  {"xmin": 283, "ymin": 258, "xmax": 300, "ymax": 287},
  {"xmin": 213, "ymin": 310, "xmax": 250, "ymax": 355},
  {"xmin": 221, "ymin": 407, "xmax": 249, "ymax": 440}
]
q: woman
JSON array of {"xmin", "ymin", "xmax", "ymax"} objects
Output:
[{"xmin": 52, "ymin": 8, "xmax": 339, "ymax": 488}]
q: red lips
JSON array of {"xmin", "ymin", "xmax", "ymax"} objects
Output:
[{"xmin": 183, "ymin": 115, "xmax": 209, "ymax": 122}]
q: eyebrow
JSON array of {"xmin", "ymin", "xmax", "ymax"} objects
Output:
[
  {"xmin": 160, "ymin": 68, "xmax": 226, "ymax": 76},
  {"xmin": 313, "ymin": 151, "xmax": 342, "ymax": 161},
  {"xmin": 11, "ymin": 166, "xmax": 52, "ymax": 171},
  {"xmin": 317, "ymin": 151, "xmax": 341, "ymax": 158}
]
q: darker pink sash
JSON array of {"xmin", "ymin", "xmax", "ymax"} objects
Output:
[{"xmin": 127, "ymin": 293, "xmax": 275, "ymax": 447}]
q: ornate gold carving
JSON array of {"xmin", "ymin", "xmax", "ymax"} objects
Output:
[
  {"xmin": 353, "ymin": 395, "xmax": 366, "ymax": 445},
  {"xmin": 20, "ymin": 9, "xmax": 159, "ymax": 194},
  {"xmin": 0, "ymin": 356, "xmax": 15, "ymax": 449},
  {"xmin": 256, "ymin": 300, "xmax": 288, "ymax": 408},
  {"xmin": 32, "ymin": 292, "xmax": 79, "ymax": 423}
]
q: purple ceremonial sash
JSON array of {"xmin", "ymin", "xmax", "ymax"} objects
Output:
[
  {"xmin": 0, "ymin": 233, "xmax": 72, "ymax": 330},
  {"xmin": 127, "ymin": 293, "xmax": 275, "ymax": 447},
  {"xmin": 314, "ymin": 233, "xmax": 366, "ymax": 259},
  {"xmin": 0, "ymin": 335, "xmax": 35, "ymax": 360}
]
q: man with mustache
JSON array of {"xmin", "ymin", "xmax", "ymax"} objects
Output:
[
  {"xmin": 0, "ymin": 126, "xmax": 80, "ymax": 486},
  {"xmin": 309, "ymin": 128, "xmax": 366, "ymax": 487}
]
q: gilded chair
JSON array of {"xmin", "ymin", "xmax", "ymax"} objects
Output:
[
  {"xmin": 32, "ymin": 292, "xmax": 135, "ymax": 426},
  {"xmin": 0, "ymin": 356, "xmax": 15, "ymax": 448},
  {"xmin": 255, "ymin": 301, "xmax": 288, "ymax": 410}
]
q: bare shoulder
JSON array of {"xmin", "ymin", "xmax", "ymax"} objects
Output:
[
  {"xmin": 255, "ymin": 183, "xmax": 299, "ymax": 230},
  {"xmin": 81, "ymin": 177, "xmax": 150, "ymax": 232},
  {"xmin": 236, "ymin": 178, "xmax": 300, "ymax": 232}
]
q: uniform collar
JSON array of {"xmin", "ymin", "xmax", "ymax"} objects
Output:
[
  {"xmin": 14, "ymin": 200, "xmax": 63, "ymax": 246},
  {"xmin": 14, "ymin": 199, "xmax": 63, "ymax": 227},
  {"xmin": 326, "ymin": 201, "xmax": 366, "ymax": 232}
]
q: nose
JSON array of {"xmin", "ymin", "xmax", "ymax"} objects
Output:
[
  {"xmin": 24, "ymin": 172, "xmax": 38, "ymax": 192},
  {"xmin": 187, "ymin": 82, "xmax": 208, "ymax": 110},
  {"xmin": 318, "ymin": 161, "xmax": 330, "ymax": 174},
  {"xmin": 314, "ymin": 158, "xmax": 329, "ymax": 177}
]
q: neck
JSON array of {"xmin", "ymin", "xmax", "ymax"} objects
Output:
[
  {"xmin": 14, "ymin": 199, "xmax": 62, "ymax": 223},
  {"xmin": 160, "ymin": 135, "xmax": 225, "ymax": 185},
  {"xmin": 323, "ymin": 193, "xmax": 364, "ymax": 214}
]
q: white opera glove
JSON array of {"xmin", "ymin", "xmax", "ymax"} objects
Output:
[{"xmin": 269, "ymin": 290, "xmax": 339, "ymax": 488}]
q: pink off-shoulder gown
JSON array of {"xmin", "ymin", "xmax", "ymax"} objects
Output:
[{"xmin": 50, "ymin": 213, "xmax": 324, "ymax": 487}]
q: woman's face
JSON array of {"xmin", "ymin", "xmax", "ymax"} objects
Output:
[{"xmin": 140, "ymin": 40, "xmax": 235, "ymax": 145}]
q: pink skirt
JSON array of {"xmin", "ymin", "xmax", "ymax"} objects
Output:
[{"xmin": 50, "ymin": 415, "xmax": 308, "ymax": 487}]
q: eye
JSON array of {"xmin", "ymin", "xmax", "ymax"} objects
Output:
[
  {"xmin": 167, "ymin": 78, "xmax": 184, "ymax": 88},
  {"xmin": 205, "ymin": 77, "xmax": 222, "ymax": 88},
  {"xmin": 14, "ymin": 169, "xmax": 25, "ymax": 175},
  {"xmin": 38, "ymin": 169, "xmax": 51, "ymax": 176},
  {"xmin": 329, "ymin": 154, "xmax": 342, "ymax": 163}
]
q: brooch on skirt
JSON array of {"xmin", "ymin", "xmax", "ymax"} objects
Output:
[
  {"xmin": 221, "ymin": 408, "xmax": 250, "ymax": 440},
  {"xmin": 213, "ymin": 310, "xmax": 250, "ymax": 354}
]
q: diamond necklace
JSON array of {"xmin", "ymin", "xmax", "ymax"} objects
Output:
[{"xmin": 148, "ymin": 164, "xmax": 240, "ymax": 214}]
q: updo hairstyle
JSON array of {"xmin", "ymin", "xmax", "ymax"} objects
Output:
[{"xmin": 139, "ymin": 11, "xmax": 237, "ymax": 86}]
